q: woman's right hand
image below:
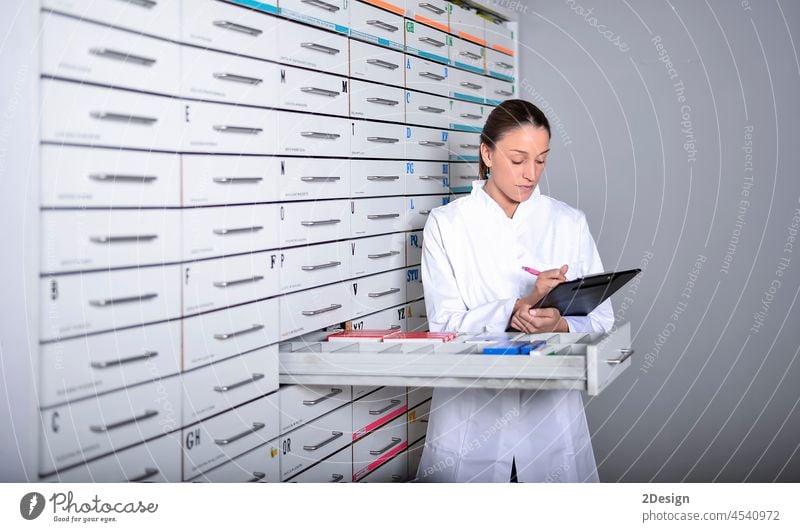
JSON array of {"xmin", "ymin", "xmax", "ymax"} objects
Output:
[{"xmin": 523, "ymin": 264, "xmax": 569, "ymax": 306}]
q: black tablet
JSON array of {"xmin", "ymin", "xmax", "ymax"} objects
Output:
[{"xmin": 532, "ymin": 268, "xmax": 642, "ymax": 316}]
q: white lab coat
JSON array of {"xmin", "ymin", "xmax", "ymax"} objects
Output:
[{"xmin": 416, "ymin": 179, "xmax": 614, "ymax": 482}]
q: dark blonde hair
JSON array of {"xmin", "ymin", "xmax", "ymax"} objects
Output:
[{"xmin": 479, "ymin": 99, "xmax": 551, "ymax": 180}]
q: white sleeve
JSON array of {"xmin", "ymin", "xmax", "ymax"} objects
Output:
[
  {"xmin": 563, "ymin": 213, "xmax": 615, "ymax": 334},
  {"xmin": 421, "ymin": 213, "xmax": 517, "ymax": 333}
]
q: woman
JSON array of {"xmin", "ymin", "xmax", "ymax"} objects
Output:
[{"xmin": 416, "ymin": 100, "xmax": 614, "ymax": 482}]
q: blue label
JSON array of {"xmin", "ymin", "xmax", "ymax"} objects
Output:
[{"xmin": 230, "ymin": 0, "xmax": 279, "ymax": 14}]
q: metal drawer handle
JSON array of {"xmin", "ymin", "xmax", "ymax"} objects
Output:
[
  {"xmin": 418, "ymin": 2, "xmax": 445, "ymax": 15},
  {"xmin": 419, "ymin": 209, "xmax": 431, "ymax": 215},
  {"xmin": 301, "ymin": 219, "xmax": 341, "ymax": 226},
  {"xmin": 214, "ymin": 324, "xmax": 264, "ymax": 340},
  {"xmin": 367, "ymin": 213, "xmax": 400, "ymax": 220},
  {"xmin": 301, "ymin": 303, "xmax": 342, "ymax": 316},
  {"xmin": 301, "ymin": 175, "xmax": 341, "ymax": 182},
  {"xmin": 369, "ymin": 287, "xmax": 401, "ymax": 298},
  {"xmin": 367, "ymin": 136, "xmax": 399, "ymax": 143},
  {"xmin": 302, "ymin": 0, "xmax": 340, "ymax": 12},
  {"xmin": 127, "ymin": 467, "xmax": 159, "ymax": 482},
  {"xmin": 213, "ymin": 275, "xmax": 264, "ymax": 288},
  {"xmin": 419, "ymin": 105, "xmax": 445, "ymax": 113},
  {"xmin": 366, "ymin": 97, "xmax": 400, "ymax": 106},
  {"xmin": 213, "ymin": 20, "xmax": 263, "ymax": 36},
  {"xmin": 301, "ymin": 131, "xmax": 341, "ymax": 140},
  {"xmin": 90, "ymin": 409, "xmax": 158, "ymax": 433},
  {"xmin": 496, "ymin": 61, "xmax": 514, "ymax": 69},
  {"xmin": 89, "ymin": 293, "xmax": 157, "ymax": 307},
  {"xmin": 213, "ymin": 72, "xmax": 263, "ymax": 85},
  {"xmin": 419, "ymin": 36, "xmax": 445, "ymax": 48},
  {"xmin": 459, "ymin": 50, "xmax": 482, "ymax": 61},
  {"xmin": 214, "ymin": 372, "xmax": 265, "ymax": 392},
  {"xmin": 302, "ymin": 387, "xmax": 343, "ymax": 406},
  {"xmin": 118, "ymin": 0, "xmax": 157, "ymax": 8},
  {"xmin": 419, "ymin": 140, "xmax": 445, "ymax": 147},
  {"xmin": 301, "ymin": 42, "xmax": 340, "ymax": 55},
  {"xmin": 367, "ymin": 175, "xmax": 400, "ymax": 181},
  {"xmin": 330, "ymin": 473, "xmax": 344, "ymax": 482},
  {"xmin": 460, "ymin": 81, "xmax": 483, "ymax": 90},
  {"xmin": 213, "ymin": 177, "xmax": 263, "ymax": 184},
  {"xmin": 213, "ymin": 225, "xmax": 263, "ymax": 235},
  {"xmin": 301, "ymin": 261, "xmax": 342, "ymax": 271},
  {"xmin": 90, "ymin": 111, "xmax": 157, "ymax": 125},
  {"xmin": 419, "ymin": 175, "xmax": 446, "ymax": 180},
  {"xmin": 367, "ymin": 19, "xmax": 399, "ymax": 32},
  {"xmin": 303, "ymin": 431, "xmax": 344, "ymax": 451},
  {"xmin": 89, "ymin": 234, "xmax": 158, "ymax": 244},
  {"xmin": 368, "ymin": 251, "xmax": 400, "ymax": 259},
  {"xmin": 391, "ymin": 474, "xmax": 403, "ymax": 481},
  {"xmin": 366, "ymin": 58, "xmax": 399, "ymax": 70},
  {"xmin": 494, "ymin": 89, "xmax": 513, "ymax": 96},
  {"xmin": 459, "ymin": 175, "xmax": 478, "ymax": 180},
  {"xmin": 248, "ymin": 472, "xmax": 266, "ymax": 482},
  {"xmin": 301, "ymin": 86, "xmax": 341, "ymax": 97},
  {"xmin": 91, "ymin": 350, "xmax": 158, "ymax": 369},
  {"xmin": 460, "ymin": 143, "xmax": 480, "ymax": 149},
  {"xmin": 460, "ymin": 113, "xmax": 482, "ymax": 120},
  {"xmin": 606, "ymin": 348, "xmax": 635, "ymax": 365},
  {"xmin": 370, "ymin": 399, "xmax": 401, "ymax": 415},
  {"xmin": 89, "ymin": 173, "xmax": 157, "ymax": 183},
  {"xmin": 419, "ymin": 71, "xmax": 445, "ymax": 81},
  {"xmin": 214, "ymin": 422, "xmax": 265, "ymax": 445},
  {"xmin": 213, "ymin": 125, "xmax": 263, "ymax": 134},
  {"xmin": 369, "ymin": 437, "xmax": 402, "ymax": 455},
  {"xmin": 89, "ymin": 47, "xmax": 156, "ymax": 66}
]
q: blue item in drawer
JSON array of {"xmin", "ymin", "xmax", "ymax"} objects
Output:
[{"xmin": 482, "ymin": 340, "xmax": 548, "ymax": 355}]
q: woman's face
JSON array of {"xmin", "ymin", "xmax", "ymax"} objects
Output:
[{"xmin": 480, "ymin": 124, "xmax": 550, "ymax": 213}]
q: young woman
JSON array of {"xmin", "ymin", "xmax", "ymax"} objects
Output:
[{"xmin": 416, "ymin": 100, "xmax": 614, "ymax": 482}]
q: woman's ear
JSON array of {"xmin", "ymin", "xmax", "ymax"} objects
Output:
[{"xmin": 479, "ymin": 142, "xmax": 493, "ymax": 167}]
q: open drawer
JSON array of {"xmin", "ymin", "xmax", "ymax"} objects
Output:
[{"xmin": 279, "ymin": 323, "xmax": 633, "ymax": 395}]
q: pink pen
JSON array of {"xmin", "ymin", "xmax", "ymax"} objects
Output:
[{"xmin": 521, "ymin": 266, "xmax": 542, "ymax": 276}]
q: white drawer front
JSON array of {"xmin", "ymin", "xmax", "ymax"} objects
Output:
[
  {"xmin": 41, "ymin": 146, "xmax": 180, "ymax": 208},
  {"xmin": 353, "ymin": 385, "xmax": 381, "ymax": 400},
  {"xmin": 406, "ymin": 265, "xmax": 423, "ymax": 300},
  {"xmin": 42, "ymin": 0, "xmax": 181, "ymax": 41},
  {"xmin": 349, "ymin": 304, "xmax": 405, "ymax": 332},
  {"xmin": 277, "ymin": 18, "xmax": 349, "ymax": 76},
  {"xmin": 358, "ymin": 448, "xmax": 407, "ymax": 482},
  {"xmin": 407, "ymin": 386, "xmax": 433, "ymax": 409},
  {"xmin": 40, "ymin": 376, "xmax": 181, "ymax": 475},
  {"xmin": 404, "ymin": 54, "xmax": 450, "ymax": 95},
  {"xmin": 181, "ymin": 0, "xmax": 279, "ymax": 62},
  {"xmin": 450, "ymin": 4, "xmax": 486, "ymax": 46},
  {"xmin": 41, "ymin": 79, "xmax": 183, "ymax": 152},
  {"xmin": 289, "ymin": 445, "xmax": 352, "ymax": 482},
  {"xmin": 407, "ymin": 0, "xmax": 449, "ymax": 31},
  {"xmin": 487, "ymin": 48, "xmax": 515, "ymax": 81},
  {"xmin": 183, "ymin": 155, "xmax": 281, "ymax": 207},
  {"xmin": 405, "ymin": 298, "xmax": 428, "ymax": 331},
  {"xmin": 41, "ymin": 210, "xmax": 181, "ymax": 273},
  {"xmin": 279, "ymin": 384, "xmax": 353, "ymax": 434},
  {"xmin": 42, "ymin": 12, "xmax": 180, "ymax": 96},
  {"xmin": 352, "ymin": 414, "xmax": 408, "ymax": 481},
  {"xmin": 404, "ymin": 20, "xmax": 449, "ymax": 65},
  {"xmin": 451, "ymin": 35, "xmax": 485, "ymax": 75},
  {"xmin": 277, "ymin": 65, "xmax": 350, "ymax": 117},
  {"xmin": 279, "ymin": 0, "xmax": 350, "ymax": 33},
  {"xmin": 450, "ymin": 99, "xmax": 489, "ymax": 132},
  {"xmin": 40, "ymin": 321, "xmax": 181, "ymax": 408},
  {"xmin": 350, "ymin": 0, "xmax": 404, "ymax": 51},
  {"xmin": 349, "ymin": 39, "xmax": 404, "ymax": 87},
  {"xmin": 448, "ymin": 130, "xmax": 481, "ymax": 162},
  {"xmin": 407, "ymin": 194, "xmax": 448, "ymax": 230},
  {"xmin": 350, "ymin": 159, "xmax": 405, "ymax": 197},
  {"xmin": 350, "ymin": 120, "xmax": 405, "ymax": 159},
  {"xmin": 404, "ymin": 126, "xmax": 450, "ymax": 161},
  {"xmin": 280, "ymin": 405, "xmax": 353, "ymax": 481},
  {"xmin": 351, "ymin": 196, "xmax": 407, "ymax": 237},
  {"xmin": 182, "ymin": 298, "xmax": 280, "ymax": 371},
  {"xmin": 349, "ymin": 269, "xmax": 407, "ymax": 319},
  {"xmin": 278, "ymin": 112, "xmax": 350, "ymax": 157},
  {"xmin": 279, "ymin": 282, "xmax": 351, "ymax": 340},
  {"xmin": 405, "ymin": 90, "xmax": 451, "ymax": 129},
  {"xmin": 192, "ymin": 439, "xmax": 281, "ymax": 482},
  {"xmin": 182, "ymin": 346, "xmax": 279, "ymax": 426},
  {"xmin": 183, "ymin": 205, "xmax": 280, "ymax": 261},
  {"xmin": 349, "ymin": 79, "xmax": 405, "ymax": 122},
  {"xmin": 485, "ymin": 20, "xmax": 514, "ymax": 55},
  {"xmin": 449, "ymin": 68, "xmax": 488, "ymax": 104},
  {"xmin": 405, "ymin": 230, "xmax": 423, "ymax": 266},
  {"xmin": 182, "ymin": 392, "xmax": 280, "ymax": 479},
  {"xmin": 183, "ymin": 101, "xmax": 278, "ymax": 155},
  {"xmin": 181, "ymin": 46, "xmax": 279, "ymax": 108},
  {"xmin": 41, "ymin": 265, "xmax": 181, "ymax": 341},
  {"xmin": 407, "ymin": 398, "xmax": 430, "ymax": 443},
  {"xmin": 279, "ymin": 241, "xmax": 351, "ymax": 293},
  {"xmin": 279, "ymin": 157, "xmax": 351, "ymax": 201},
  {"xmin": 449, "ymin": 161, "xmax": 480, "ymax": 193},
  {"xmin": 350, "ymin": 233, "xmax": 406, "ymax": 277},
  {"xmin": 405, "ymin": 160, "xmax": 450, "ymax": 195},
  {"xmin": 183, "ymin": 252, "xmax": 280, "ymax": 315},
  {"xmin": 486, "ymin": 76, "xmax": 515, "ymax": 105},
  {"xmin": 279, "ymin": 199, "xmax": 351, "ymax": 246}
]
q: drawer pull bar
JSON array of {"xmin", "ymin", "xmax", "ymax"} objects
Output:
[
  {"xmin": 302, "ymin": 0, "xmax": 340, "ymax": 12},
  {"xmin": 419, "ymin": 36, "xmax": 445, "ymax": 48},
  {"xmin": 213, "ymin": 275, "xmax": 264, "ymax": 288},
  {"xmin": 91, "ymin": 350, "xmax": 158, "ymax": 369},
  {"xmin": 213, "ymin": 225, "xmax": 263, "ymax": 235},
  {"xmin": 369, "ymin": 437, "xmax": 402, "ymax": 456},
  {"xmin": 127, "ymin": 467, "xmax": 159, "ymax": 482},
  {"xmin": 460, "ymin": 143, "xmax": 480, "ymax": 149},
  {"xmin": 301, "ymin": 131, "xmax": 341, "ymax": 140},
  {"xmin": 214, "ymin": 422, "xmax": 265, "ymax": 445},
  {"xmin": 303, "ymin": 431, "xmax": 344, "ymax": 451},
  {"xmin": 391, "ymin": 474, "xmax": 403, "ymax": 481},
  {"xmin": 367, "ymin": 175, "xmax": 400, "ymax": 181},
  {"xmin": 419, "ymin": 140, "xmax": 445, "ymax": 147},
  {"xmin": 301, "ymin": 219, "xmax": 341, "ymax": 226},
  {"xmin": 90, "ymin": 111, "xmax": 157, "ymax": 125},
  {"xmin": 302, "ymin": 303, "xmax": 342, "ymax": 316},
  {"xmin": 418, "ymin": 2, "xmax": 445, "ymax": 15},
  {"xmin": 213, "ymin": 324, "xmax": 264, "ymax": 340},
  {"xmin": 459, "ymin": 50, "xmax": 482, "ymax": 61},
  {"xmin": 300, "ymin": 175, "xmax": 341, "ymax": 182},
  {"xmin": 368, "ymin": 251, "xmax": 400, "ymax": 259},
  {"xmin": 459, "ymin": 175, "xmax": 478, "ymax": 180},
  {"xmin": 366, "ymin": 58, "xmax": 399, "ymax": 70},
  {"xmin": 214, "ymin": 372, "xmax": 265, "ymax": 392},
  {"xmin": 302, "ymin": 387, "xmax": 343, "ymax": 405},
  {"xmin": 419, "ymin": 209, "xmax": 431, "ymax": 215},
  {"xmin": 366, "ymin": 97, "xmax": 400, "ymax": 106},
  {"xmin": 606, "ymin": 348, "xmax": 635, "ymax": 365},
  {"xmin": 369, "ymin": 399, "xmax": 401, "ymax": 415},
  {"xmin": 419, "ymin": 71, "xmax": 445, "ymax": 81},
  {"xmin": 460, "ymin": 81, "xmax": 483, "ymax": 90},
  {"xmin": 90, "ymin": 409, "xmax": 158, "ymax": 433},
  {"xmin": 213, "ymin": 20, "xmax": 263, "ymax": 36},
  {"xmin": 367, "ymin": 213, "xmax": 400, "ymax": 220},
  {"xmin": 330, "ymin": 473, "xmax": 344, "ymax": 482},
  {"xmin": 90, "ymin": 234, "xmax": 158, "ymax": 244},
  {"xmin": 89, "ymin": 173, "xmax": 157, "ymax": 183},
  {"xmin": 119, "ymin": 0, "xmax": 157, "ymax": 8},
  {"xmin": 495, "ymin": 89, "xmax": 513, "ymax": 96},
  {"xmin": 213, "ymin": 177, "xmax": 263, "ymax": 184},
  {"xmin": 300, "ymin": 42, "xmax": 340, "ymax": 55},
  {"xmin": 248, "ymin": 472, "xmax": 266, "ymax": 482},
  {"xmin": 368, "ymin": 287, "xmax": 401, "ymax": 298},
  {"xmin": 496, "ymin": 61, "xmax": 514, "ymax": 69},
  {"xmin": 213, "ymin": 125, "xmax": 263, "ymax": 134},
  {"xmin": 460, "ymin": 113, "xmax": 482, "ymax": 120},
  {"xmin": 301, "ymin": 86, "xmax": 341, "ymax": 97},
  {"xmin": 367, "ymin": 19, "xmax": 399, "ymax": 32},
  {"xmin": 89, "ymin": 47, "xmax": 156, "ymax": 66},
  {"xmin": 419, "ymin": 105, "xmax": 445, "ymax": 114},
  {"xmin": 89, "ymin": 293, "xmax": 157, "ymax": 307},
  {"xmin": 367, "ymin": 136, "xmax": 399, "ymax": 143},
  {"xmin": 301, "ymin": 261, "xmax": 342, "ymax": 271},
  {"xmin": 390, "ymin": 324, "xmax": 401, "ymax": 330},
  {"xmin": 419, "ymin": 175, "xmax": 446, "ymax": 180},
  {"xmin": 213, "ymin": 72, "xmax": 263, "ymax": 85}
]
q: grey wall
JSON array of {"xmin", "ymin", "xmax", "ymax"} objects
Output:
[{"xmin": 516, "ymin": 0, "xmax": 800, "ymax": 481}]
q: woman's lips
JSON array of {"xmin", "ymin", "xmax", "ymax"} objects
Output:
[{"xmin": 517, "ymin": 184, "xmax": 534, "ymax": 193}]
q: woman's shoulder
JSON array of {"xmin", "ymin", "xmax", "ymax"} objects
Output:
[{"xmin": 537, "ymin": 193, "xmax": 587, "ymax": 226}]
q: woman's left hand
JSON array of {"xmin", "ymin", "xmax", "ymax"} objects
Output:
[{"xmin": 511, "ymin": 305, "xmax": 569, "ymax": 333}]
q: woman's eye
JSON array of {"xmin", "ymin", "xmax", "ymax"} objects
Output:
[
  {"xmin": 512, "ymin": 160, "xmax": 525, "ymax": 165},
  {"xmin": 535, "ymin": 159, "xmax": 545, "ymax": 165}
]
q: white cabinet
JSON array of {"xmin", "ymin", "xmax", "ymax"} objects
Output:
[
  {"xmin": 349, "ymin": 79, "xmax": 405, "ymax": 122},
  {"xmin": 277, "ymin": 18, "xmax": 349, "ymax": 76},
  {"xmin": 280, "ymin": 405, "xmax": 352, "ymax": 480},
  {"xmin": 353, "ymin": 413, "xmax": 408, "ymax": 481},
  {"xmin": 191, "ymin": 439, "xmax": 281, "ymax": 482},
  {"xmin": 350, "ymin": 0, "xmax": 404, "ymax": 50},
  {"xmin": 182, "ymin": 205, "xmax": 281, "ymax": 261},
  {"xmin": 280, "ymin": 0, "xmax": 350, "ymax": 33},
  {"xmin": 279, "ymin": 157, "xmax": 351, "ymax": 201},
  {"xmin": 42, "ymin": 0, "xmax": 182, "ymax": 41},
  {"xmin": 279, "ymin": 282, "xmax": 352, "ymax": 340},
  {"xmin": 279, "ymin": 241, "xmax": 352, "ymax": 293},
  {"xmin": 182, "ymin": 155, "xmax": 282, "ymax": 207},
  {"xmin": 183, "ymin": 101, "xmax": 279, "ymax": 155},
  {"xmin": 349, "ymin": 39, "xmax": 404, "ymax": 87},
  {"xmin": 279, "ymin": 384, "xmax": 353, "ymax": 434},
  {"xmin": 404, "ymin": 19, "xmax": 449, "ymax": 65},
  {"xmin": 288, "ymin": 445, "xmax": 352, "ymax": 482},
  {"xmin": 277, "ymin": 65, "xmax": 350, "ymax": 117}
]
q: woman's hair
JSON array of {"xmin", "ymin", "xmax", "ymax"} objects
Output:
[{"xmin": 478, "ymin": 99, "xmax": 551, "ymax": 180}]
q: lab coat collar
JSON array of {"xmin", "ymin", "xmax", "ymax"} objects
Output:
[{"xmin": 471, "ymin": 179, "xmax": 541, "ymax": 222}]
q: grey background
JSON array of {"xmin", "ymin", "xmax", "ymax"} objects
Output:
[{"xmin": 515, "ymin": 0, "xmax": 800, "ymax": 481}]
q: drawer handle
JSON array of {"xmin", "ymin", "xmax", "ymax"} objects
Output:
[
  {"xmin": 496, "ymin": 61, "xmax": 514, "ymax": 69},
  {"xmin": 127, "ymin": 467, "xmax": 160, "ymax": 482},
  {"xmin": 419, "ymin": 105, "xmax": 445, "ymax": 114},
  {"xmin": 89, "ymin": 293, "xmax": 157, "ymax": 307},
  {"xmin": 419, "ymin": 209, "xmax": 431, "ymax": 215},
  {"xmin": 300, "ymin": 176, "xmax": 341, "ymax": 182},
  {"xmin": 419, "ymin": 71, "xmax": 445, "ymax": 81},
  {"xmin": 366, "ymin": 58, "xmax": 399, "ymax": 70},
  {"xmin": 459, "ymin": 50, "xmax": 482, "ymax": 61},
  {"xmin": 213, "ymin": 72, "xmax": 263, "ymax": 85},
  {"xmin": 89, "ymin": 47, "xmax": 156, "ymax": 66},
  {"xmin": 248, "ymin": 472, "xmax": 266, "ymax": 482},
  {"xmin": 90, "ymin": 350, "xmax": 158, "ymax": 369},
  {"xmin": 213, "ymin": 20, "xmax": 263, "ymax": 36},
  {"xmin": 391, "ymin": 474, "xmax": 403, "ymax": 481},
  {"xmin": 494, "ymin": 89, "xmax": 513, "ymax": 96},
  {"xmin": 330, "ymin": 473, "xmax": 344, "ymax": 482},
  {"xmin": 118, "ymin": 0, "xmax": 157, "ymax": 8},
  {"xmin": 90, "ymin": 111, "xmax": 157, "ymax": 125},
  {"xmin": 302, "ymin": 303, "xmax": 342, "ymax": 316},
  {"xmin": 390, "ymin": 324, "xmax": 401, "ymax": 330},
  {"xmin": 367, "ymin": 175, "xmax": 400, "ymax": 181},
  {"xmin": 301, "ymin": 86, "xmax": 341, "ymax": 97},
  {"xmin": 367, "ymin": 213, "xmax": 400, "ymax": 220},
  {"xmin": 418, "ymin": 175, "xmax": 446, "ymax": 180},
  {"xmin": 419, "ymin": 140, "xmax": 445, "ymax": 147},
  {"xmin": 369, "ymin": 437, "xmax": 402, "ymax": 455},
  {"xmin": 301, "ymin": 42, "xmax": 340, "ymax": 55},
  {"xmin": 460, "ymin": 113, "xmax": 482, "ymax": 120},
  {"xmin": 368, "ymin": 251, "xmax": 400, "ymax": 259},
  {"xmin": 302, "ymin": 387, "xmax": 343, "ymax": 405},
  {"xmin": 367, "ymin": 19, "xmax": 399, "ymax": 32},
  {"xmin": 460, "ymin": 143, "xmax": 480, "ymax": 149},
  {"xmin": 368, "ymin": 287, "xmax": 401, "ymax": 298},
  {"xmin": 302, "ymin": 0, "xmax": 340, "ymax": 12},
  {"xmin": 213, "ymin": 275, "xmax": 264, "ymax": 288},
  {"xmin": 213, "ymin": 324, "xmax": 264, "ymax": 340},
  {"xmin": 90, "ymin": 409, "xmax": 158, "ymax": 433},
  {"xmin": 301, "ymin": 131, "xmax": 341, "ymax": 140},
  {"xmin": 214, "ymin": 372, "xmax": 265, "ymax": 392},
  {"xmin": 366, "ymin": 97, "xmax": 400, "ymax": 106},
  {"xmin": 89, "ymin": 173, "xmax": 157, "ymax": 183},
  {"xmin": 606, "ymin": 348, "xmax": 635, "ymax": 365},
  {"xmin": 89, "ymin": 234, "xmax": 158, "ymax": 244},
  {"xmin": 213, "ymin": 177, "xmax": 263, "ymax": 184},
  {"xmin": 369, "ymin": 399, "xmax": 401, "ymax": 415},
  {"xmin": 459, "ymin": 175, "xmax": 478, "ymax": 180},
  {"xmin": 303, "ymin": 431, "xmax": 344, "ymax": 451},
  {"xmin": 419, "ymin": 36, "xmax": 445, "ymax": 48},
  {"xmin": 214, "ymin": 422, "xmax": 266, "ymax": 445},
  {"xmin": 301, "ymin": 219, "xmax": 341, "ymax": 226},
  {"xmin": 213, "ymin": 225, "xmax": 263, "ymax": 235},
  {"xmin": 418, "ymin": 2, "xmax": 445, "ymax": 15},
  {"xmin": 367, "ymin": 136, "xmax": 399, "ymax": 143},
  {"xmin": 460, "ymin": 81, "xmax": 483, "ymax": 90},
  {"xmin": 213, "ymin": 125, "xmax": 263, "ymax": 134},
  {"xmin": 301, "ymin": 261, "xmax": 342, "ymax": 271}
]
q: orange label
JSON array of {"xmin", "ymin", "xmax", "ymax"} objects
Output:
[
  {"xmin": 492, "ymin": 44, "xmax": 514, "ymax": 56},
  {"xmin": 414, "ymin": 15, "xmax": 449, "ymax": 33},
  {"xmin": 363, "ymin": 0, "xmax": 405, "ymax": 16}
]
